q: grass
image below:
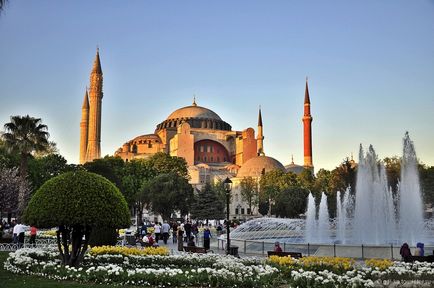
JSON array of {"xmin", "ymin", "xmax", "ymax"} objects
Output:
[{"xmin": 0, "ymin": 251, "xmax": 127, "ymax": 288}]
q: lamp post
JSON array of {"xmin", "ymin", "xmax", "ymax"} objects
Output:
[{"xmin": 223, "ymin": 177, "xmax": 232, "ymax": 255}]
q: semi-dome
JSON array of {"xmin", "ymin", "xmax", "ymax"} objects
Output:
[
  {"xmin": 237, "ymin": 155, "xmax": 285, "ymax": 178},
  {"xmin": 166, "ymin": 105, "xmax": 222, "ymax": 121}
]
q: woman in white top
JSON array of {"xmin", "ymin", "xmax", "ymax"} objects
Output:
[{"xmin": 154, "ymin": 223, "xmax": 161, "ymax": 243}]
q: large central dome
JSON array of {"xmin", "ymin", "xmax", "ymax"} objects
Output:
[
  {"xmin": 155, "ymin": 100, "xmax": 231, "ymax": 132},
  {"xmin": 166, "ymin": 105, "xmax": 222, "ymax": 121}
]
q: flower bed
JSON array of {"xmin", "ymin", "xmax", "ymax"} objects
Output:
[
  {"xmin": 268, "ymin": 255, "xmax": 434, "ymax": 287},
  {"xmin": 5, "ymin": 247, "xmax": 279, "ymax": 287}
]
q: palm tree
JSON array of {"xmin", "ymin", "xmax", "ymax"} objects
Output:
[
  {"xmin": 0, "ymin": 0, "xmax": 7, "ymax": 13},
  {"xmin": 2, "ymin": 115, "xmax": 50, "ymax": 218}
]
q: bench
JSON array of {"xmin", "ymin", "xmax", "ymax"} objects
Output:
[
  {"xmin": 267, "ymin": 251, "xmax": 303, "ymax": 259},
  {"xmin": 184, "ymin": 246, "xmax": 207, "ymax": 253},
  {"xmin": 404, "ymin": 255, "xmax": 434, "ymax": 263}
]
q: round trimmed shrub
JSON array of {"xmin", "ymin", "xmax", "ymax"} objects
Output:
[{"xmin": 24, "ymin": 170, "xmax": 130, "ymax": 229}]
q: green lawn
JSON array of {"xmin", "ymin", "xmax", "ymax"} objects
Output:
[{"xmin": 0, "ymin": 252, "xmax": 126, "ymax": 288}]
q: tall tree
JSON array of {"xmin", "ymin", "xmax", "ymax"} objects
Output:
[
  {"xmin": 2, "ymin": 115, "xmax": 50, "ymax": 217},
  {"xmin": 260, "ymin": 170, "xmax": 298, "ymax": 216},
  {"xmin": 148, "ymin": 172, "xmax": 194, "ymax": 220},
  {"xmin": 0, "ymin": 166, "xmax": 31, "ymax": 221},
  {"xmin": 28, "ymin": 154, "xmax": 74, "ymax": 192},
  {"xmin": 191, "ymin": 183, "xmax": 225, "ymax": 222},
  {"xmin": 239, "ymin": 177, "xmax": 259, "ymax": 215}
]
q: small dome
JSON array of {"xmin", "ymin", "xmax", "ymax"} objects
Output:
[
  {"xmin": 166, "ymin": 105, "xmax": 222, "ymax": 121},
  {"xmin": 237, "ymin": 155, "xmax": 285, "ymax": 178}
]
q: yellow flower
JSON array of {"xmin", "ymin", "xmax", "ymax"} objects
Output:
[
  {"xmin": 365, "ymin": 258, "xmax": 393, "ymax": 270},
  {"xmin": 298, "ymin": 256, "xmax": 355, "ymax": 271},
  {"xmin": 89, "ymin": 245, "xmax": 169, "ymax": 256},
  {"xmin": 268, "ymin": 255, "xmax": 295, "ymax": 266}
]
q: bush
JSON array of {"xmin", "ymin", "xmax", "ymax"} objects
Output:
[{"xmin": 23, "ymin": 170, "xmax": 131, "ymax": 266}]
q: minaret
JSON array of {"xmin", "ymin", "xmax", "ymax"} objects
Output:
[
  {"xmin": 86, "ymin": 48, "xmax": 103, "ymax": 162},
  {"xmin": 303, "ymin": 78, "xmax": 313, "ymax": 167},
  {"xmin": 257, "ymin": 106, "xmax": 264, "ymax": 156},
  {"xmin": 79, "ymin": 88, "xmax": 89, "ymax": 164}
]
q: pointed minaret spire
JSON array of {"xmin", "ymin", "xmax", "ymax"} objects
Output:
[
  {"xmin": 291, "ymin": 154, "xmax": 294, "ymax": 165},
  {"xmin": 302, "ymin": 77, "xmax": 313, "ymax": 168},
  {"xmin": 192, "ymin": 95, "xmax": 197, "ymax": 106},
  {"xmin": 92, "ymin": 47, "xmax": 102, "ymax": 75},
  {"xmin": 79, "ymin": 88, "xmax": 90, "ymax": 164},
  {"xmin": 86, "ymin": 49, "xmax": 104, "ymax": 162},
  {"xmin": 82, "ymin": 87, "xmax": 89, "ymax": 109},
  {"xmin": 257, "ymin": 106, "xmax": 264, "ymax": 156},
  {"xmin": 304, "ymin": 76, "xmax": 311, "ymax": 105}
]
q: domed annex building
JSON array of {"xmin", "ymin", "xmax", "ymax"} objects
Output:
[{"xmin": 79, "ymin": 51, "xmax": 314, "ymax": 220}]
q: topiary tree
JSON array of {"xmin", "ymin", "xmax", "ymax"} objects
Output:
[{"xmin": 23, "ymin": 170, "xmax": 130, "ymax": 267}]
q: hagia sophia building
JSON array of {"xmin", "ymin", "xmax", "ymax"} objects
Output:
[{"xmin": 79, "ymin": 50, "xmax": 314, "ymax": 219}]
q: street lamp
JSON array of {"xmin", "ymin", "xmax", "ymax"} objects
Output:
[{"xmin": 223, "ymin": 177, "xmax": 232, "ymax": 254}]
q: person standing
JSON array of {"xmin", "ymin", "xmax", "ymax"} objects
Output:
[
  {"xmin": 154, "ymin": 222, "xmax": 161, "ymax": 243},
  {"xmin": 172, "ymin": 222, "xmax": 178, "ymax": 244},
  {"xmin": 29, "ymin": 226, "xmax": 37, "ymax": 247},
  {"xmin": 184, "ymin": 221, "xmax": 192, "ymax": 242},
  {"xmin": 203, "ymin": 226, "xmax": 212, "ymax": 251},
  {"xmin": 177, "ymin": 227, "xmax": 184, "ymax": 251},
  {"xmin": 161, "ymin": 221, "xmax": 170, "ymax": 244}
]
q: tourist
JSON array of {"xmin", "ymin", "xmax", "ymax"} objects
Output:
[
  {"xmin": 177, "ymin": 226, "xmax": 184, "ymax": 251},
  {"xmin": 203, "ymin": 226, "xmax": 212, "ymax": 250},
  {"xmin": 172, "ymin": 222, "xmax": 178, "ymax": 244},
  {"xmin": 140, "ymin": 222, "xmax": 147, "ymax": 237},
  {"xmin": 29, "ymin": 226, "xmax": 37, "ymax": 247},
  {"xmin": 274, "ymin": 241, "xmax": 283, "ymax": 252},
  {"xmin": 154, "ymin": 222, "xmax": 161, "ymax": 243},
  {"xmin": 184, "ymin": 221, "xmax": 192, "ymax": 242},
  {"xmin": 415, "ymin": 242, "xmax": 424, "ymax": 256},
  {"xmin": 161, "ymin": 221, "xmax": 170, "ymax": 244},
  {"xmin": 142, "ymin": 232, "xmax": 155, "ymax": 247},
  {"xmin": 400, "ymin": 242, "xmax": 412, "ymax": 260},
  {"xmin": 187, "ymin": 235, "xmax": 196, "ymax": 247}
]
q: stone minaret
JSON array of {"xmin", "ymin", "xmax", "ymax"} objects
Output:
[
  {"xmin": 79, "ymin": 88, "xmax": 89, "ymax": 164},
  {"xmin": 257, "ymin": 106, "xmax": 264, "ymax": 156},
  {"xmin": 303, "ymin": 78, "xmax": 313, "ymax": 167},
  {"xmin": 85, "ymin": 49, "xmax": 103, "ymax": 162}
]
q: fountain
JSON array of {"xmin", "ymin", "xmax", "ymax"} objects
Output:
[{"xmin": 229, "ymin": 133, "xmax": 428, "ymax": 247}]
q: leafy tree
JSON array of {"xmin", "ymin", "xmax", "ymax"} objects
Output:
[
  {"xmin": 24, "ymin": 171, "xmax": 130, "ymax": 267},
  {"xmin": 84, "ymin": 156, "xmax": 125, "ymax": 195},
  {"xmin": 313, "ymin": 168, "xmax": 331, "ymax": 195},
  {"xmin": 329, "ymin": 158, "xmax": 357, "ymax": 194},
  {"xmin": 123, "ymin": 159, "xmax": 154, "ymax": 224},
  {"xmin": 2, "ymin": 115, "xmax": 50, "ymax": 218},
  {"xmin": 147, "ymin": 152, "xmax": 189, "ymax": 179},
  {"xmin": 273, "ymin": 187, "xmax": 309, "ymax": 218},
  {"xmin": 0, "ymin": 166, "xmax": 31, "ymax": 221},
  {"xmin": 148, "ymin": 172, "xmax": 194, "ymax": 220},
  {"xmin": 384, "ymin": 156, "xmax": 401, "ymax": 194},
  {"xmin": 191, "ymin": 183, "xmax": 225, "ymax": 222},
  {"xmin": 260, "ymin": 170, "xmax": 298, "ymax": 216},
  {"xmin": 298, "ymin": 169, "xmax": 315, "ymax": 191},
  {"xmin": 420, "ymin": 165, "xmax": 434, "ymax": 205},
  {"xmin": 239, "ymin": 177, "xmax": 259, "ymax": 215},
  {"xmin": 0, "ymin": 139, "xmax": 20, "ymax": 168},
  {"xmin": 28, "ymin": 154, "xmax": 74, "ymax": 192}
]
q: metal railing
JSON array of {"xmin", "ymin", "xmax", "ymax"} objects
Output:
[{"xmin": 217, "ymin": 238, "xmax": 431, "ymax": 260}]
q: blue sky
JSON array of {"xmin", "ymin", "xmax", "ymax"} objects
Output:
[{"xmin": 0, "ymin": 1, "xmax": 433, "ymax": 170}]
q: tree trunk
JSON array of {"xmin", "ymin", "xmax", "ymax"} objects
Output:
[{"xmin": 16, "ymin": 153, "xmax": 29, "ymax": 221}]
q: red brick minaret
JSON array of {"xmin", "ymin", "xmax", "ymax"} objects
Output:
[{"xmin": 303, "ymin": 78, "xmax": 313, "ymax": 168}]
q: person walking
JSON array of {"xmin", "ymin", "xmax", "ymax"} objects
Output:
[
  {"xmin": 161, "ymin": 221, "xmax": 170, "ymax": 244},
  {"xmin": 29, "ymin": 226, "xmax": 37, "ymax": 247},
  {"xmin": 154, "ymin": 222, "xmax": 161, "ymax": 243},
  {"xmin": 184, "ymin": 221, "xmax": 192, "ymax": 242},
  {"xmin": 172, "ymin": 222, "xmax": 178, "ymax": 244}
]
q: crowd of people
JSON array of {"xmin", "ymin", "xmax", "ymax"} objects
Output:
[{"xmin": 133, "ymin": 220, "xmax": 218, "ymax": 252}]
